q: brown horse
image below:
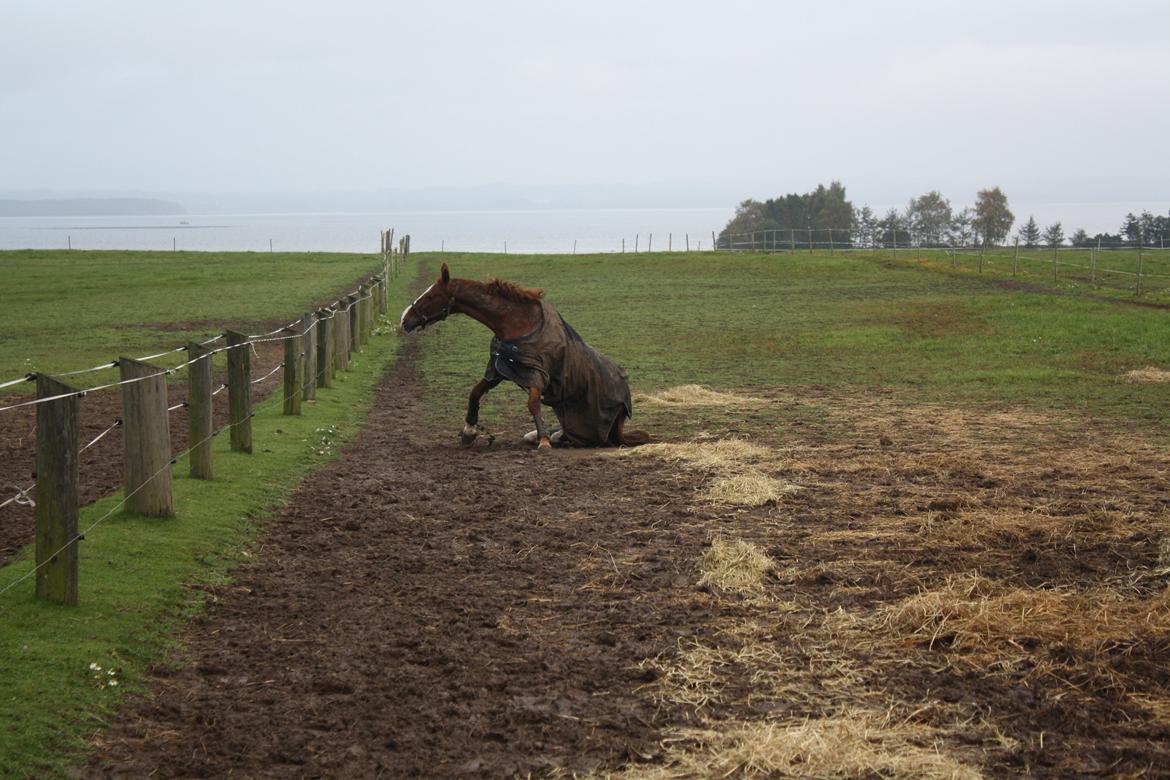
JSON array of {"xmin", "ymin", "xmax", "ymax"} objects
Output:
[{"xmin": 400, "ymin": 263, "xmax": 650, "ymax": 449}]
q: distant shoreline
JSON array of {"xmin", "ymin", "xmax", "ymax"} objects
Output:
[{"xmin": 0, "ymin": 198, "xmax": 187, "ymax": 217}]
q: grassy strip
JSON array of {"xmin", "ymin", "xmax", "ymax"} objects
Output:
[
  {"xmin": 0, "ymin": 280, "xmax": 409, "ymax": 777},
  {"xmin": 0, "ymin": 249, "xmax": 385, "ymax": 392},
  {"xmin": 415, "ymin": 250, "xmax": 1170, "ymax": 436}
]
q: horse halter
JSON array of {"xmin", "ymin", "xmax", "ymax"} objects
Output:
[{"xmin": 408, "ymin": 287, "xmax": 456, "ymax": 328}]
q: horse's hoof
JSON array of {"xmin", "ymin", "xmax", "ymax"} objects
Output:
[
  {"xmin": 460, "ymin": 424, "xmax": 479, "ymax": 447},
  {"xmin": 537, "ymin": 438, "xmax": 552, "ymax": 450}
]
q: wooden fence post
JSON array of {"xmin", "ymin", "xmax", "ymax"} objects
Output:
[
  {"xmin": 186, "ymin": 342, "xmax": 214, "ymax": 480},
  {"xmin": 1013, "ymin": 238, "xmax": 1020, "ymax": 275},
  {"xmin": 119, "ymin": 357, "xmax": 174, "ymax": 516},
  {"xmin": 335, "ymin": 302, "xmax": 351, "ymax": 372},
  {"xmin": 1137, "ymin": 251, "xmax": 1145, "ymax": 295},
  {"xmin": 711, "ymin": 231, "xmax": 716, "ymax": 251},
  {"xmin": 317, "ymin": 309, "xmax": 334, "ymax": 388},
  {"xmin": 225, "ymin": 330, "xmax": 252, "ymax": 454},
  {"xmin": 404, "ymin": 235, "xmax": 411, "ymax": 257},
  {"xmin": 282, "ymin": 327, "xmax": 302, "ymax": 415},
  {"xmin": 301, "ymin": 313, "xmax": 317, "ymax": 402},
  {"xmin": 348, "ymin": 294, "xmax": 360, "ymax": 355},
  {"xmin": 35, "ymin": 374, "xmax": 80, "ymax": 604}
]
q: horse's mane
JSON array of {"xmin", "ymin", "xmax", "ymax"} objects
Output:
[{"xmin": 483, "ymin": 277, "xmax": 544, "ymax": 303}]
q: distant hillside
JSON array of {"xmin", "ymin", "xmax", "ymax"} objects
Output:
[{"xmin": 0, "ymin": 198, "xmax": 186, "ymax": 216}]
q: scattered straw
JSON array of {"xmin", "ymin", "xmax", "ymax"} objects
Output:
[
  {"xmin": 699, "ymin": 539, "xmax": 773, "ymax": 593},
  {"xmin": 602, "ymin": 710, "xmax": 982, "ymax": 780},
  {"xmin": 623, "ymin": 439, "xmax": 800, "ymax": 507},
  {"xmin": 621, "ymin": 439, "xmax": 773, "ymax": 471},
  {"xmin": 703, "ymin": 472, "xmax": 800, "ymax": 507},
  {"xmin": 636, "ymin": 384, "xmax": 766, "ymax": 407},
  {"xmin": 878, "ymin": 573, "xmax": 1170, "ymax": 653},
  {"xmin": 1123, "ymin": 366, "xmax": 1170, "ymax": 384}
]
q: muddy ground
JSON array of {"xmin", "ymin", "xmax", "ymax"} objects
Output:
[{"xmin": 80, "ymin": 319, "xmax": 1170, "ymax": 776}]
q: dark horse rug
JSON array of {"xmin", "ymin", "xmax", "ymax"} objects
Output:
[{"xmin": 484, "ymin": 300, "xmax": 633, "ymax": 446}]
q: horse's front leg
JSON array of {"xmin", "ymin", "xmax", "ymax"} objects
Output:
[
  {"xmin": 462, "ymin": 377, "xmax": 501, "ymax": 446},
  {"xmin": 527, "ymin": 386, "xmax": 551, "ymax": 449}
]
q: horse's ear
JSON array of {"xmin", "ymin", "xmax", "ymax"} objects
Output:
[{"xmin": 440, "ymin": 263, "xmax": 450, "ymax": 285}]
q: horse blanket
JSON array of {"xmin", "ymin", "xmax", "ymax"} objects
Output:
[{"xmin": 484, "ymin": 300, "xmax": 633, "ymax": 446}]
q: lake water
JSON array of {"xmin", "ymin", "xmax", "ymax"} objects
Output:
[
  {"xmin": 0, "ymin": 202, "xmax": 1163, "ymax": 254},
  {"xmin": 0, "ymin": 208, "xmax": 733, "ymax": 255}
]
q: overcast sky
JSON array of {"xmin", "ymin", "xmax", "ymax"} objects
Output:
[{"xmin": 3, "ymin": 0, "xmax": 1168, "ymax": 206}]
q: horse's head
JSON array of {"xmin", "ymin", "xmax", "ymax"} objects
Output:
[{"xmin": 401, "ymin": 263, "xmax": 455, "ymax": 333}]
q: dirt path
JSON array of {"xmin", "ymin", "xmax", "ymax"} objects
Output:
[
  {"xmin": 82, "ymin": 319, "xmax": 1170, "ymax": 777},
  {"xmin": 85, "ymin": 334, "xmax": 718, "ymax": 777}
]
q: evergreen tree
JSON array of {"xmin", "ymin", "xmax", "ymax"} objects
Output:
[
  {"xmin": 1069, "ymin": 228, "xmax": 1090, "ymax": 247},
  {"xmin": 1018, "ymin": 216, "xmax": 1041, "ymax": 248},
  {"xmin": 1043, "ymin": 222, "xmax": 1064, "ymax": 248},
  {"xmin": 1122, "ymin": 213, "xmax": 1141, "ymax": 246}
]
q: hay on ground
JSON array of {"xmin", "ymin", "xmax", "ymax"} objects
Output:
[
  {"xmin": 702, "ymin": 472, "xmax": 800, "ymax": 506},
  {"xmin": 698, "ymin": 538, "xmax": 773, "ymax": 593},
  {"xmin": 636, "ymin": 384, "xmax": 767, "ymax": 407},
  {"xmin": 621, "ymin": 438, "xmax": 774, "ymax": 471},
  {"xmin": 602, "ymin": 710, "xmax": 982, "ymax": 780},
  {"xmin": 878, "ymin": 573, "xmax": 1170, "ymax": 653},
  {"xmin": 1124, "ymin": 366, "xmax": 1170, "ymax": 384}
]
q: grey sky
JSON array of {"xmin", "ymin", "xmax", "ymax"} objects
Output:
[{"xmin": 3, "ymin": 0, "xmax": 1168, "ymax": 206}]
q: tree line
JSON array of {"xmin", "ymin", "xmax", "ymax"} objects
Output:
[{"xmin": 719, "ymin": 183, "xmax": 1169, "ymax": 249}]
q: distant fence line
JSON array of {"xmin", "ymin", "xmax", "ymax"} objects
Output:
[
  {"xmin": 1, "ymin": 231, "xmax": 413, "ymax": 608},
  {"xmin": 718, "ymin": 227, "xmax": 1169, "ymax": 253}
]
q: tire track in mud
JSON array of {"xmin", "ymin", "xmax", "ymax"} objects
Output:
[{"xmin": 85, "ymin": 331, "xmax": 718, "ymax": 778}]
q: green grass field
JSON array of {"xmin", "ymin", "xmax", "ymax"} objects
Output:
[
  {"xmin": 0, "ymin": 249, "xmax": 408, "ymax": 776},
  {"xmin": 0, "ymin": 250, "xmax": 385, "ymax": 393},
  {"xmin": 3, "ymin": 246, "xmax": 1170, "ymax": 774},
  {"xmin": 418, "ymin": 249, "xmax": 1170, "ymax": 436}
]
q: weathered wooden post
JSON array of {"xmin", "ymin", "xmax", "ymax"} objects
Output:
[
  {"xmin": 119, "ymin": 357, "xmax": 174, "ymax": 516},
  {"xmin": 317, "ymin": 308, "xmax": 335, "ymax": 388},
  {"xmin": 404, "ymin": 234, "xmax": 411, "ymax": 257},
  {"xmin": 359, "ymin": 285, "xmax": 371, "ymax": 347},
  {"xmin": 790, "ymin": 229, "xmax": 796, "ymax": 252},
  {"xmin": 301, "ymin": 312, "xmax": 317, "ymax": 402},
  {"xmin": 186, "ymin": 342, "xmax": 214, "ymax": 480},
  {"xmin": 35, "ymin": 374, "xmax": 80, "ymax": 604},
  {"xmin": 1013, "ymin": 238, "xmax": 1020, "ymax": 275},
  {"xmin": 711, "ymin": 231, "xmax": 717, "ymax": 251},
  {"xmin": 348, "ymin": 294, "xmax": 360, "ymax": 356},
  {"xmin": 225, "ymin": 330, "xmax": 252, "ymax": 454},
  {"xmin": 828, "ymin": 229, "xmax": 835, "ymax": 256},
  {"xmin": 1137, "ymin": 251, "xmax": 1145, "ymax": 295},
  {"xmin": 334, "ymin": 302, "xmax": 350, "ymax": 372},
  {"xmin": 282, "ymin": 327, "xmax": 303, "ymax": 415},
  {"xmin": 686, "ymin": 233, "xmax": 690, "ymax": 252}
]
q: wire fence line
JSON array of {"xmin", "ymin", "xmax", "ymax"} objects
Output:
[
  {"xmin": 717, "ymin": 226, "xmax": 1170, "ymax": 253},
  {"xmin": 0, "ymin": 289, "xmax": 378, "ymax": 415},
  {"xmin": 2, "ymin": 233, "xmax": 408, "ymax": 607},
  {"xmin": 0, "ymin": 374, "xmax": 312, "ymax": 603}
]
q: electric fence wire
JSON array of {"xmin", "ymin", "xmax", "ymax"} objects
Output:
[
  {"xmin": 0, "ymin": 378, "xmax": 311, "ymax": 605},
  {"xmin": 0, "ymin": 277, "xmax": 382, "ymax": 403}
]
